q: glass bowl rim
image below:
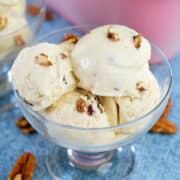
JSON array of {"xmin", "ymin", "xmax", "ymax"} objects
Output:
[
  {"xmin": 14, "ymin": 25, "xmax": 173, "ymax": 131},
  {"xmin": 0, "ymin": 0, "xmax": 46, "ymax": 38}
]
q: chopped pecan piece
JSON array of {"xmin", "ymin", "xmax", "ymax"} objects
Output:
[
  {"xmin": 133, "ymin": 34, "xmax": 142, "ymax": 49},
  {"xmin": 76, "ymin": 98, "xmax": 86, "ymax": 113},
  {"xmin": 8, "ymin": 152, "xmax": 36, "ymax": 180},
  {"xmin": 16, "ymin": 116, "xmax": 36, "ymax": 134},
  {"xmin": 60, "ymin": 52, "xmax": 68, "ymax": 59},
  {"xmin": 0, "ymin": 15, "xmax": 8, "ymax": 30},
  {"xmin": 107, "ymin": 27, "xmax": 120, "ymax": 41},
  {"xmin": 62, "ymin": 34, "xmax": 79, "ymax": 44},
  {"xmin": 87, "ymin": 105, "xmax": 94, "ymax": 115},
  {"xmin": 35, "ymin": 53, "xmax": 53, "ymax": 67},
  {"xmin": 14, "ymin": 35, "xmax": 25, "ymax": 48},
  {"xmin": 27, "ymin": 5, "xmax": 40, "ymax": 16},
  {"xmin": 136, "ymin": 82, "xmax": 146, "ymax": 92},
  {"xmin": 150, "ymin": 98, "xmax": 178, "ymax": 134}
]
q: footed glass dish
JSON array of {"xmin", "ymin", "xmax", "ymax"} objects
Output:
[{"xmin": 14, "ymin": 26, "xmax": 172, "ymax": 179}]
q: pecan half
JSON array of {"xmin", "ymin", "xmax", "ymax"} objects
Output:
[
  {"xmin": 35, "ymin": 53, "xmax": 52, "ymax": 67},
  {"xmin": 133, "ymin": 34, "xmax": 142, "ymax": 49},
  {"xmin": 76, "ymin": 98, "xmax": 86, "ymax": 113},
  {"xmin": 8, "ymin": 152, "xmax": 36, "ymax": 180},
  {"xmin": 62, "ymin": 34, "xmax": 79, "ymax": 44},
  {"xmin": 14, "ymin": 35, "xmax": 25, "ymax": 48},
  {"xmin": 0, "ymin": 15, "xmax": 8, "ymax": 30},
  {"xmin": 150, "ymin": 98, "xmax": 177, "ymax": 134},
  {"xmin": 150, "ymin": 118, "xmax": 177, "ymax": 134},
  {"xmin": 107, "ymin": 27, "xmax": 120, "ymax": 41},
  {"xmin": 16, "ymin": 116, "xmax": 36, "ymax": 134}
]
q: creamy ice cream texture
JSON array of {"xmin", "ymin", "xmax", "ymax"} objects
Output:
[
  {"xmin": 0, "ymin": 0, "xmax": 26, "ymax": 14},
  {"xmin": 40, "ymin": 88, "xmax": 110, "ymax": 128},
  {"xmin": 12, "ymin": 25, "xmax": 160, "ymax": 132},
  {"xmin": 0, "ymin": 12, "xmax": 31, "ymax": 60},
  {"xmin": 0, "ymin": 0, "xmax": 31, "ymax": 60},
  {"xmin": 71, "ymin": 25, "xmax": 151, "ymax": 97},
  {"xmin": 11, "ymin": 42, "xmax": 76, "ymax": 110},
  {"xmin": 101, "ymin": 71, "xmax": 160, "ymax": 124},
  {"xmin": 40, "ymin": 88, "xmax": 117, "ymax": 145}
]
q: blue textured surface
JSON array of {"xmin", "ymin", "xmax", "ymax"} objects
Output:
[{"xmin": 0, "ymin": 11, "xmax": 180, "ymax": 180}]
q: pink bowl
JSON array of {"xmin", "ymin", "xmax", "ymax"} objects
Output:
[{"xmin": 47, "ymin": 0, "xmax": 180, "ymax": 61}]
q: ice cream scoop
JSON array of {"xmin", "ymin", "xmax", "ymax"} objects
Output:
[
  {"xmin": 40, "ymin": 88, "xmax": 119, "ymax": 145},
  {"xmin": 11, "ymin": 42, "xmax": 77, "ymax": 110},
  {"xmin": 71, "ymin": 25, "xmax": 151, "ymax": 97},
  {"xmin": 101, "ymin": 71, "xmax": 160, "ymax": 124},
  {"xmin": 40, "ymin": 88, "xmax": 111, "ymax": 128},
  {"xmin": 115, "ymin": 72, "xmax": 160, "ymax": 123}
]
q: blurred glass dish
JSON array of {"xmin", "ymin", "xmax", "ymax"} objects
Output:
[
  {"xmin": 13, "ymin": 26, "xmax": 172, "ymax": 179},
  {"xmin": 0, "ymin": 0, "xmax": 45, "ymax": 111}
]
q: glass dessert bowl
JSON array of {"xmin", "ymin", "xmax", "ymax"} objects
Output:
[
  {"xmin": 13, "ymin": 26, "xmax": 172, "ymax": 179},
  {"xmin": 0, "ymin": 0, "xmax": 45, "ymax": 111}
]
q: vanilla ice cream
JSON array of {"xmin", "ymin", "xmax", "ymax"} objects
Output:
[
  {"xmin": 11, "ymin": 43, "xmax": 76, "ymax": 110},
  {"xmin": 60, "ymin": 34, "xmax": 79, "ymax": 53},
  {"xmin": 71, "ymin": 25, "xmax": 151, "ymax": 97},
  {"xmin": 0, "ymin": 12, "xmax": 31, "ymax": 60},
  {"xmin": 11, "ymin": 25, "xmax": 161, "ymax": 146},
  {"xmin": 114, "ymin": 71, "xmax": 160, "ymax": 123},
  {"xmin": 40, "ymin": 88, "xmax": 117, "ymax": 145},
  {"xmin": 40, "ymin": 88, "xmax": 110, "ymax": 128},
  {"xmin": 99, "ymin": 71, "xmax": 160, "ymax": 135},
  {"xmin": 0, "ymin": 0, "xmax": 26, "ymax": 14}
]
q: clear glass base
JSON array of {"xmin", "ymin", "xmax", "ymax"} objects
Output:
[
  {"xmin": 0, "ymin": 71, "xmax": 18, "ymax": 112},
  {"xmin": 46, "ymin": 145, "xmax": 135, "ymax": 179}
]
